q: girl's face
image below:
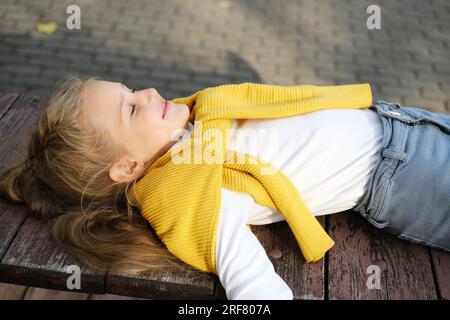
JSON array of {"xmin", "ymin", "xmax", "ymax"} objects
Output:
[{"xmin": 81, "ymin": 80, "xmax": 190, "ymax": 182}]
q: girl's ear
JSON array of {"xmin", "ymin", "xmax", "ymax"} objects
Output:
[{"xmin": 109, "ymin": 158, "xmax": 142, "ymax": 182}]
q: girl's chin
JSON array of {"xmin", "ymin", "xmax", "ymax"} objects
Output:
[{"xmin": 165, "ymin": 102, "xmax": 187, "ymax": 119}]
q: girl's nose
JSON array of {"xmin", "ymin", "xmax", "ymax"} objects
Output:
[
  {"xmin": 147, "ymin": 88, "xmax": 161, "ymax": 103},
  {"xmin": 142, "ymin": 88, "xmax": 165, "ymax": 113}
]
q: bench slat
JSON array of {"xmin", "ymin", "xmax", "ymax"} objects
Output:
[
  {"xmin": 22, "ymin": 286, "xmax": 90, "ymax": 300},
  {"xmin": 0, "ymin": 216, "xmax": 105, "ymax": 294},
  {"xmin": 107, "ymin": 267, "xmax": 217, "ymax": 300},
  {"xmin": 328, "ymin": 211, "xmax": 437, "ymax": 299},
  {"xmin": 249, "ymin": 217, "xmax": 325, "ymax": 300},
  {"xmin": 431, "ymin": 250, "xmax": 450, "ymax": 300},
  {"xmin": 0, "ymin": 93, "xmax": 19, "ymax": 120},
  {"xmin": 104, "ymin": 210, "xmax": 216, "ymax": 299},
  {"xmin": 0, "ymin": 204, "xmax": 29, "ymax": 260},
  {"xmin": 0, "ymin": 94, "xmax": 42, "ymax": 259},
  {"xmin": 0, "ymin": 282, "xmax": 27, "ymax": 300},
  {"xmin": 106, "ymin": 217, "xmax": 217, "ymax": 299}
]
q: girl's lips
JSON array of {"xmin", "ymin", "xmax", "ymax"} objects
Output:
[{"xmin": 163, "ymin": 100, "xmax": 170, "ymax": 119}]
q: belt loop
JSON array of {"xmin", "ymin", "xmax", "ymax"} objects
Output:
[{"xmin": 381, "ymin": 148, "xmax": 409, "ymax": 162}]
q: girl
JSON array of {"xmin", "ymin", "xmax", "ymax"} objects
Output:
[{"xmin": 0, "ymin": 76, "xmax": 449, "ymax": 300}]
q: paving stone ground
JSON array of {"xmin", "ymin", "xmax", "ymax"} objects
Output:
[{"xmin": 0, "ymin": 0, "xmax": 449, "ymax": 113}]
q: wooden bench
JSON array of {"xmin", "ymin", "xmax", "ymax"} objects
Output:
[{"xmin": 0, "ymin": 92, "xmax": 449, "ymax": 300}]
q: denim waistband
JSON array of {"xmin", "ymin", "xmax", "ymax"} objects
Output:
[
  {"xmin": 353, "ymin": 100, "xmax": 410, "ymax": 217},
  {"xmin": 369, "ymin": 100, "xmax": 410, "ymax": 163}
]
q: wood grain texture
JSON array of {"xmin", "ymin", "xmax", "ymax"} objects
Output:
[
  {"xmin": 249, "ymin": 218, "xmax": 325, "ymax": 300},
  {"xmin": 89, "ymin": 293, "xmax": 147, "ymax": 300},
  {"xmin": 0, "ymin": 282, "xmax": 27, "ymax": 300},
  {"xmin": 0, "ymin": 93, "xmax": 19, "ymax": 120},
  {"xmin": 0, "ymin": 216, "xmax": 105, "ymax": 294},
  {"xmin": 431, "ymin": 249, "xmax": 450, "ymax": 300},
  {"xmin": 22, "ymin": 287, "xmax": 90, "ymax": 300},
  {"xmin": 105, "ymin": 215, "xmax": 217, "ymax": 299},
  {"xmin": 0, "ymin": 94, "xmax": 43, "ymax": 259},
  {"xmin": 328, "ymin": 211, "xmax": 437, "ymax": 300},
  {"xmin": 0, "ymin": 203, "xmax": 28, "ymax": 260},
  {"xmin": 107, "ymin": 266, "xmax": 217, "ymax": 300}
]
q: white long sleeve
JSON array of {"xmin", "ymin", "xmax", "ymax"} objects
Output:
[{"xmin": 215, "ymin": 188, "xmax": 293, "ymax": 300}]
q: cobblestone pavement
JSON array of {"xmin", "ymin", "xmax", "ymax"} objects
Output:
[{"xmin": 0, "ymin": 0, "xmax": 449, "ymax": 113}]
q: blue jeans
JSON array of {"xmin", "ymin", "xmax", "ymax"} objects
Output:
[{"xmin": 353, "ymin": 100, "xmax": 450, "ymax": 252}]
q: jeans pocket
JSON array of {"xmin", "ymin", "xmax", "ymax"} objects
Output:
[
  {"xmin": 363, "ymin": 173, "xmax": 392, "ymax": 229},
  {"xmin": 372, "ymin": 179, "xmax": 392, "ymax": 226}
]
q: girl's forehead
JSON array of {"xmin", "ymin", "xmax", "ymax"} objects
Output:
[
  {"xmin": 83, "ymin": 81, "xmax": 118, "ymax": 104},
  {"xmin": 86, "ymin": 80, "xmax": 113, "ymax": 90},
  {"xmin": 81, "ymin": 81, "xmax": 118, "ymax": 126}
]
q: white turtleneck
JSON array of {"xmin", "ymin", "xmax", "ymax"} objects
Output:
[{"xmin": 167, "ymin": 108, "xmax": 384, "ymax": 300}]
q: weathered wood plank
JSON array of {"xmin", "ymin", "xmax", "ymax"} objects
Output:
[
  {"xmin": 0, "ymin": 93, "xmax": 19, "ymax": 120},
  {"xmin": 0, "ymin": 203, "xmax": 28, "ymax": 260},
  {"xmin": 106, "ymin": 261, "xmax": 217, "ymax": 299},
  {"xmin": 248, "ymin": 217, "xmax": 326, "ymax": 300},
  {"xmin": 0, "ymin": 216, "xmax": 105, "ymax": 294},
  {"xmin": 0, "ymin": 281, "xmax": 27, "ymax": 300},
  {"xmin": 431, "ymin": 249, "xmax": 450, "ymax": 300},
  {"xmin": 213, "ymin": 280, "xmax": 227, "ymax": 300},
  {"xmin": 328, "ymin": 211, "xmax": 437, "ymax": 299},
  {"xmin": 89, "ymin": 293, "xmax": 147, "ymax": 300},
  {"xmin": 0, "ymin": 94, "xmax": 45, "ymax": 259},
  {"xmin": 107, "ymin": 270, "xmax": 217, "ymax": 300},
  {"xmin": 105, "ymin": 215, "xmax": 217, "ymax": 299},
  {"xmin": 23, "ymin": 286, "xmax": 90, "ymax": 300}
]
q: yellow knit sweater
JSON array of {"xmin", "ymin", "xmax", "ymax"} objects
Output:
[{"xmin": 133, "ymin": 82, "xmax": 373, "ymax": 274}]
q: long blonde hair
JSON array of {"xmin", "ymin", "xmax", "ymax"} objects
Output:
[{"xmin": 0, "ymin": 75, "xmax": 181, "ymax": 275}]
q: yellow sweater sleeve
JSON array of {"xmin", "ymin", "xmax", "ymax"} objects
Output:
[{"xmin": 183, "ymin": 82, "xmax": 373, "ymax": 121}]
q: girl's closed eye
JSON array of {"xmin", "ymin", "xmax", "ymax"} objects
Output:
[{"xmin": 130, "ymin": 88, "xmax": 136, "ymax": 117}]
